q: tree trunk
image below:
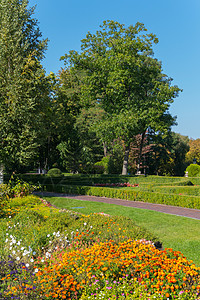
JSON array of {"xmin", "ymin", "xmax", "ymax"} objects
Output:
[
  {"xmin": 136, "ymin": 131, "xmax": 146, "ymax": 174},
  {"xmin": 122, "ymin": 144, "xmax": 130, "ymax": 175}
]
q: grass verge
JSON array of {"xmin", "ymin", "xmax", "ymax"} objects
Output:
[{"xmin": 45, "ymin": 196, "xmax": 200, "ymax": 266}]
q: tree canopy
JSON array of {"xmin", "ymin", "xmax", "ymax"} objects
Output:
[
  {"xmin": 0, "ymin": 0, "xmax": 50, "ymax": 172},
  {"xmin": 0, "ymin": 10, "xmax": 185, "ymax": 175},
  {"xmin": 61, "ymin": 20, "xmax": 181, "ymax": 174},
  {"xmin": 186, "ymin": 138, "xmax": 200, "ymax": 165}
]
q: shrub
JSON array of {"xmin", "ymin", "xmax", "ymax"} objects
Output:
[
  {"xmin": 186, "ymin": 164, "xmax": 200, "ymax": 177},
  {"xmin": 0, "ymin": 177, "xmax": 38, "ymax": 218},
  {"xmin": 94, "ymin": 156, "xmax": 110, "ymax": 174},
  {"xmin": 0, "ymin": 178, "xmax": 36, "ymax": 200},
  {"xmin": 47, "ymin": 168, "xmax": 63, "ymax": 177},
  {"xmin": 93, "ymin": 163, "xmax": 104, "ymax": 174}
]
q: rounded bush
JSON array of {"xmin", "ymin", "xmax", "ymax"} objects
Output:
[
  {"xmin": 185, "ymin": 164, "xmax": 200, "ymax": 177},
  {"xmin": 94, "ymin": 156, "xmax": 111, "ymax": 174},
  {"xmin": 47, "ymin": 168, "xmax": 63, "ymax": 177}
]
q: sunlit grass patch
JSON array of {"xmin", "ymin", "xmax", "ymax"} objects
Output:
[{"xmin": 46, "ymin": 196, "xmax": 200, "ymax": 267}]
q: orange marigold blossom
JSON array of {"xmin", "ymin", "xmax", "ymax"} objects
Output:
[{"xmin": 29, "ymin": 239, "xmax": 200, "ymax": 299}]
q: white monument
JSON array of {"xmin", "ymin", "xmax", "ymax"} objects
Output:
[{"xmin": 0, "ymin": 164, "xmax": 3, "ymax": 184}]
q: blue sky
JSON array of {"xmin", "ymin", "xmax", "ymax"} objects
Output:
[{"xmin": 29, "ymin": 0, "xmax": 200, "ymax": 139}]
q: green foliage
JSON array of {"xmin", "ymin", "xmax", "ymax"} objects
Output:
[
  {"xmin": 75, "ymin": 106, "xmax": 105, "ymax": 170},
  {"xmin": 0, "ymin": 175, "xmax": 37, "ymax": 202},
  {"xmin": 47, "ymin": 168, "xmax": 63, "ymax": 177},
  {"xmin": 94, "ymin": 153, "xmax": 123, "ymax": 175},
  {"xmin": 42, "ymin": 183, "xmax": 200, "ymax": 210},
  {"xmin": 80, "ymin": 279, "xmax": 197, "ymax": 300},
  {"xmin": 1, "ymin": 193, "xmax": 200, "ymax": 299},
  {"xmin": 186, "ymin": 138, "xmax": 200, "ymax": 165},
  {"xmin": 0, "ymin": 194, "xmax": 159, "ymax": 260},
  {"xmin": 57, "ymin": 130, "xmax": 82, "ymax": 173},
  {"xmin": 15, "ymin": 173, "xmax": 195, "ymax": 187},
  {"xmin": 62, "ymin": 20, "xmax": 181, "ymax": 175},
  {"xmin": 0, "ymin": 256, "xmax": 39, "ymax": 299},
  {"xmin": 93, "ymin": 163, "xmax": 105, "ymax": 174},
  {"xmin": 51, "ymin": 69, "xmax": 88, "ymax": 174},
  {"xmin": 0, "ymin": 177, "xmax": 38, "ymax": 219},
  {"xmin": 0, "ymin": 0, "xmax": 50, "ymax": 172},
  {"xmin": 171, "ymin": 133, "xmax": 190, "ymax": 176},
  {"xmin": 7, "ymin": 194, "xmax": 42, "ymax": 208},
  {"xmin": 146, "ymin": 131, "xmax": 190, "ymax": 176},
  {"xmin": 94, "ymin": 156, "xmax": 110, "ymax": 174},
  {"xmin": 186, "ymin": 164, "xmax": 200, "ymax": 177},
  {"xmin": 4, "ymin": 173, "xmax": 65, "ymax": 185},
  {"xmin": 153, "ymin": 185, "xmax": 200, "ymax": 196}
]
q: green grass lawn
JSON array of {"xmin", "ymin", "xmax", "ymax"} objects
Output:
[{"xmin": 45, "ymin": 196, "xmax": 200, "ymax": 266}]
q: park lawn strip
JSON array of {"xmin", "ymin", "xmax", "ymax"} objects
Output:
[{"xmin": 45, "ymin": 196, "xmax": 200, "ymax": 267}]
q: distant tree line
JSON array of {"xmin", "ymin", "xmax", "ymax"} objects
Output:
[{"xmin": 0, "ymin": 0, "xmax": 196, "ymax": 176}]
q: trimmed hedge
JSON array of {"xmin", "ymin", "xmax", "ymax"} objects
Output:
[
  {"xmin": 4, "ymin": 174, "xmax": 66, "ymax": 185},
  {"xmin": 5, "ymin": 174, "xmax": 193, "ymax": 186},
  {"xmin": 153, "ymin": 186, "xmax": 200, "ymax": 196},
  {"xmin": 186, "ymin": 164, "xmax": 200, "ymax": 177},
  {"xmin": 47, "ymin": 168, "xmax": 63, "ymax": 177},
  {"xmin": 41, "ymin": 184, "xmax": 200, "ymax": 210},
  {"xmin": 140, "ymin": 180, "xmax": 194, "ymax": 191}
]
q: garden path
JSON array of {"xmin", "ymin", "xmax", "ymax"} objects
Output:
[{"xmin": 34, "ymin": 192, "xmax": 200, "ymax": 220}]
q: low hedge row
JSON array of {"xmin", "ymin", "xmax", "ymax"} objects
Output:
[
  {"xmin": 5, "ymin": 174, "xmax": 194, "ymax": 186},
  {"xmin": 140, "ymin": 180, "xmax": 194, "ymax": 191},
  {"xmin": 153, "ymin": 186, "xmax": 200, "ymax": 196},
  {"xmin": 41, "ymin": 184, "xmax": 200, "ymax": 209},
  {"xmin": 151, "ymin": 180, "xmax": 194, "ymax": 187},
  {"xmin": 4, "ymin": 174, "xmax": 65, "ymax": 185},
  {"xmin": 60, "ymin": 176, "xmax": 190, "ymax": 186},
  {"xmin": 188, "ymin": 177, "xmax": 200, "ymax": 185}
]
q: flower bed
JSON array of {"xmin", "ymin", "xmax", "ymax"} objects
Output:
[
  {"xmin": 94, "ymin": 182, "xmax": 139, "ymax": 187},
  {"xmin": 1, "ymin": 187, "xmax": 200, "ymax": 299},
  {"xmin": 34, "ymin": 239, "xmax": 200, "ymax": 299},
  {"xmin": 3, "ymin": 238, "xmax": 200, "ymax": 299}
]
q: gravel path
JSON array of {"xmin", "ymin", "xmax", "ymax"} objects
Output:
[{"xmin": 34, "ymin": 192, "xmax": 200, "ymax": 220}]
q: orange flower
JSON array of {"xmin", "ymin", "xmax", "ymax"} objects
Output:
[{"xmin": 165, "ymin": 292, "xmax": 170, "ymax": 297}]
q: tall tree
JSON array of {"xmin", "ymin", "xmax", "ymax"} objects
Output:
[
  {"xmin": 75, "ymin": 106, "xmax": 105, "ymax": 168},
  {"xmin": 0, "ymin": 0, "xmax": 50, "ymax": 172},
  {"xmin": 186, "ymin": 138, "xmax": 200, "ymax": 165},
  {"xmin": 62, "ymin": 20, "xmax": 181, "ymax": 175},
  {"xmin": 129, "ymin": 133, "xmax": 153, "ymax": 174},
  {"xmin": 146, "ymin": 131, "xmax": 189, "ymax": 176},
  {"xmin": 171, "ymin": 132, "xmax": 189, "ymax": 176},
  {"xmin": 53, "ymin": 68, "xmax": 83, "ymax": 172}
]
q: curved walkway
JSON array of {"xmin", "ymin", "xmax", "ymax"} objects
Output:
[{"xmin": 34, "ymin": 192, "xmax": 200, "ymax": 220}]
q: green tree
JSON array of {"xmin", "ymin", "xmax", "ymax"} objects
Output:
[
  {"xmin": 146, "ymin": 130, "xmax": 174, "ymax": 176},
  {"xmin": 186, "ymin": 138, "xmax": 200, "ymax": 165},
  {"xmin": 62, "ymin": 20, "xmax": 181, "ymax": 175},
  {"xmin": 57, "ymin": 129, "xmax": 82, "ymax": 173},
  {"xmin": 37, "ymin": 69, "xmax": 82, "ymax": 172},
  {"xmin": 171, "ymin": 132, "xmax": 189, "ymax": 176},
  {"xmin": 0, "ymin": 0, "xmax": 50, "ymax": 172},
  {"xmin": 75, "ymin": 106, "xmax": 105, "ymax": 171},
  {"xmin": 51, "ymin": 68, "xmax": 84, "ymax": 172},
  {"xmin": 128, "ymin": 133, "xmax": 153, "ymax": 175},
  {"xmin": 146, "ymin": 131, "xmax": 189, "ymax": 176}
]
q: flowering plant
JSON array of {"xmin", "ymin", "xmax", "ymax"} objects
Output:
[{"xmin": 94, "ymin": 182, "xmax": 139, "ymax": 187}]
